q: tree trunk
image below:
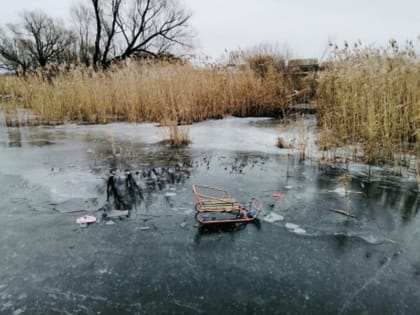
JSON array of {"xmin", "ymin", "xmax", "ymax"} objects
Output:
[{"xmin": 92, "ymin": 0, "xmax": 102, "ymax": 68}]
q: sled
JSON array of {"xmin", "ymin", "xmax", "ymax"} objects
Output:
[{"xmin": 192, "ymin": 184, "xmax": 262, "ymax": 225}]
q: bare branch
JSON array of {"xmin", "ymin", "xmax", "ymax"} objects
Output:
[
  {"xmin": 0, "ymin": 10, "xmax": 75, "ymax": 74},
  {"xmin": 88, "ymin": 0, "xmax": 192, "ymax": 67},
  {"xmin": 71, "ymin": 1, "xmax": 95, "ymax": 66}
]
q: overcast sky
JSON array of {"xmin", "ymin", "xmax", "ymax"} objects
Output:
[{"xmin": 1, "ymin": 0, "xmax": 419, "ymax": 60}]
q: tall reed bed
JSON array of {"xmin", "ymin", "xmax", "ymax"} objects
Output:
[
  {"xmin": 0, "ymin": 75, "xmax": 15, "ymax": 96},
  {"xmin": 1, "ymin": 58, "xmax": 293, "ymax": 125},
  {"xmin": 316, "ymin": 41, "xmax": 420, "ymax": 165},
  {"xmin": 0, "ymin": 76, "xmax": 7, "ymax": 95}
]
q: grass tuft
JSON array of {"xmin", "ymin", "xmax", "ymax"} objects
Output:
[{"xmin": 161, "ymin": 120, "xmax": 191, "ymax": 147}]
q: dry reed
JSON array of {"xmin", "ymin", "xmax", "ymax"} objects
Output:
[
  {"xmin": 317, "ymin": 41, "xmax": 420, "ymax": 165},
  {"xmin": 0, "ymin": 76, "xmax": 8, "ymax": 95},
  {"xmin": 0, "ymin": 58, "xmax": 293, "ymax": 126},
  {"xmin": 160, "ymin": 120, "xmax": 191, "ymax": 147},
  {"xmin": 276, "ymin": 136, "xmax": 291, "ymax": 149}
]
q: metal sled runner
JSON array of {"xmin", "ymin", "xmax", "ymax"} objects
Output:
[{"xmin": 192, "ymin": 184, "xmax": 262, "ymax": 225}]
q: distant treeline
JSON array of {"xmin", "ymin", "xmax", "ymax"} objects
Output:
[{"xmin": 0, "ymin": 0, "xmax": 192, "ymax": 74}]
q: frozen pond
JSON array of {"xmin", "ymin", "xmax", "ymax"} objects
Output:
[{"xmin": 0, "ymin": 117, "xmax": 419, "ymax": 314}]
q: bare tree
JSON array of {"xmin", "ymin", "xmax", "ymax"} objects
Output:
[
  {"xmin": 101, "ymin": 0, "xmax": 123, "ymax": 65},
  {"xmin": 91, "ymin": 0, "xmax": 102, "ymax": 67},
  {"xmin": 0, "ymin": 1, "xmax": 192, "ymax": 72},
  {"xmin": 0, "ymin": 29, "xmax": 33, "ymax": 74},
  {"xmin": 0, "ymin": 10, "xmax": 75, "ymax": 74},
  {"xmin": 71, "ymin": 1, "xmax": 95, "ymax": 66},
  {"xmin": 20, "ymin": 11, "xmax": 75, "ymax": 67},
  {"xmin": 90, "ymin": 0, "xmax": 192, "ymax": 67}
]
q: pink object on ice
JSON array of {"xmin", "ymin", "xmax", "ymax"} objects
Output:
[
  {"xmin": 271, "ymin": 193, "xmax": 286, "ymax": 199},
  {"xmin": 76, "ymin": 215, "xmax": 97, "ymax": 224}
]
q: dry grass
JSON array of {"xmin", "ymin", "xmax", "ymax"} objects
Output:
[
  {"xmin": 160, "ymin": 120, "xmax": 191, "ymax": 147},
  {"xmin": 0, "ymin": 57, "xmax": 294, "ymax": 126},
  {"xmin": 0, "ymin": 77, "xmax": 6, "ymax": 95},
  {"xmin": 276, "ymin": 136, "xmax": 291, "ymax": 149},
  {"xmin": 317, "ymin": 41, "xmax": 420, "ymax": 165}
]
